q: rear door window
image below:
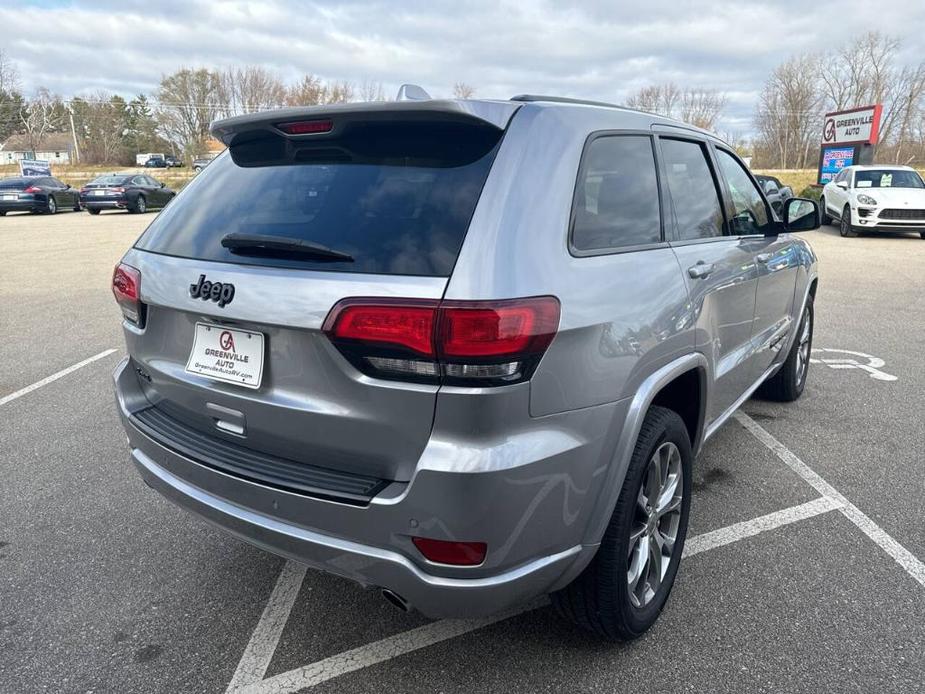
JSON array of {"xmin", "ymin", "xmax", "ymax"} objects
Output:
[
  {"xmin": 136, "ymin": 122, "xmax": 502, "ymax": 277},
  {"xmin": 571, "ymin": 135, "xmax": 662, "ymax": 252},
  {"xmin": 659, "ymin": 138, "xmax": 725, "ymax": 241}
]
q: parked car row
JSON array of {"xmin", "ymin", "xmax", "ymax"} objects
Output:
[
  {"xmin": 0, "ymin": 174, "xmax": 175, "ymax": 216},
  {"xmin": 143, "ymin": 155, "xmax": 184, "ymax": 168}
]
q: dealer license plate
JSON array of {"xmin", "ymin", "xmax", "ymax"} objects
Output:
[
  {"xmin": 1, "ymin": 194, "xmax": 16, "ymax": 200},
  {"xmin": 185, "ymin": 323, "xmax": 265, "ymax": 389}
]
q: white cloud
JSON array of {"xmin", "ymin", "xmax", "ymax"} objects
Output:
[{"xmin": 2, "ymin": 0, "xmax": 924, "ymax": 135}]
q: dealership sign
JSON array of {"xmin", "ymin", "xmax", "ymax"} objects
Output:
[
  {"xmin": 821, "ymin": 105, "xmax": 882, "ymax": 146},
  {"xmin": 20, "ymin": 159, "xmax": 51, "ymax": 177}
]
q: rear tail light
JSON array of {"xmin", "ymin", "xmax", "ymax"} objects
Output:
[
  {"xmin": 276, "ymin": 119, "xmax": 334, "ymax": 135},
  {"xmin": 112, "ymin": 263, "xmax": 144, "ymax": 326},
  {"xmin": 24, "ymin": 185, "xmax": 41, "ymax": 193},
  {"xmin": 323, "ymin": 296, "xmax": 559, "ymax": 386},
  {"xmin": 110, "ymin": 187, "xmax": 125, "ymax": 193},
  {"xmin": 412, "ymin": 537, "xmax": 487, "ymax": 566}
]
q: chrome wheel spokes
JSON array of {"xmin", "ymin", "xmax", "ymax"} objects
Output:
[{"xmin": 628, "ymin": 441, "xmax": 683, "ymax": 608}]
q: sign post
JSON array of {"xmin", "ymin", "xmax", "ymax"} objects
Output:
[{"xmin": 817, "ymin": 104, "xmax": 881, "ymax": 184}]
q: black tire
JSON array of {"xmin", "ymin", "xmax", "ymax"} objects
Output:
[
  {"xmin": 552, "ymin": 406, "xmax": 692, "ymax": 640},
  {"xmin": 839, "ymin": 205, "xmax": 856, "ymax": 237},
  {"xmin": 0, "ymin": 211, "xmax": 6, "ymax": 216},
  {"xmin": 73, "ymin": 200, "xmax": 81, "ymax": 212},
  {"xmin": 757, "ymin": 295, "xmax": 814, "ymax": 402},
  {"xmin": 46, "ymin": 196, "xmax": 57, "ymax": 215},
  {"xmin": 819, "ymin": 197, "xmax": 832, "ymax": 225},
  {"xmin": 130, "ymin": 195, "xmax": 147, "ymax": 214},
  {"xmin": 87, "ymin": 208, "xmax": 101, "ymax": 215},
  {"xmin": 920, "ymin": 232, "xmax": 925, "ymax": 240}
]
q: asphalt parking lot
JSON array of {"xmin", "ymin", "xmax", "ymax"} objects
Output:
[{"xmin": 1, "ymin": 209, "xmax": 923, "ymax": 694}]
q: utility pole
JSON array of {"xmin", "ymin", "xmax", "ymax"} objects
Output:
[{"xmin": 68, "ymin": 105, "xmax": 80, "ymax": 165}]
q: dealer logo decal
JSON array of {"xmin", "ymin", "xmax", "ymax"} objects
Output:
[{"xmin": 220, "ymin": 330, "xmax": 236, "ymax": 352}]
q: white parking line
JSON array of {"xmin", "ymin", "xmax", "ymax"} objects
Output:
[
  {"xmin": 227, "ymin": 496, "xmax": 843, "ymax": 694},
  {"xmin": 735, "ymin": 412, "xmax": 925, "ymax": 587},
  {"xmin": 0, "ymin": 349, "xmax": 118, "ymax": 407},
  {"xmin": 683, "ymin": 496, "xmax": 843, "ymax": 557},
  {"xmin": 226, "ymin": 562, "xmax": 308, "ymax": 692}
]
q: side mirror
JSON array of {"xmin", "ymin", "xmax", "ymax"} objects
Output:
[
  {"xmin": 835, "ymin": 181, "xmax": 848, "ymax": 190},
  {"xmin": 160, "ymin": 183, "xmax": 166, "ymax": 188},
  {"xmin": 782, "ymin": 198, "xmax": 820, "ymax": 232}
]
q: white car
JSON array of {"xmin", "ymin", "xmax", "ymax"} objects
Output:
[{"xmin": 821, "ymin": 165, "xmax": 925, "ymax": 239}]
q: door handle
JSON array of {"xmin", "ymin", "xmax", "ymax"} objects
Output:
[
  {"xmin": 756, "ymin": 252, "xmax": 774, "ymax": 264},
  {"xmin": 688, "ymin": 262, "xmax": 715, "ymax": 279}
]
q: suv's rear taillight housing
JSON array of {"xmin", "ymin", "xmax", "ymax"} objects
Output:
[
  {"xmin": 112, "ymin": 263, "xmax": 144, "ymax": 326},
  {"xmin": 323, "ymin": 296, "xmax": 560, "ymax": 386}
]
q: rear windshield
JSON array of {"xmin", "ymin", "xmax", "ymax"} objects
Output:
[
  {"xmin": 90, "ymin": 176, "xmax": 129, "ymax": 186},
  {"xmin": 135, "ymin": 121, "xmax": 502, "ymax": 276},
  {"xmin": 0, "ymin": 178, "xmax": 29, "ymax": 189}
]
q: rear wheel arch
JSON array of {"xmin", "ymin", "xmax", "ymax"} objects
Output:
[{"xmin": 649, "ymin": 367, "xmax": 705, "ymax": 453}]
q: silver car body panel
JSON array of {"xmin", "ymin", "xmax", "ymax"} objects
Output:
[{"xmin": 114, "ymin": 98, "xmax": 818, "ymax": 617}]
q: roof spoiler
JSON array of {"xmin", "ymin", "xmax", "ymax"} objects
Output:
[{"xmin": 210, "ymin": 100, "xmax": 520, "ymax": 147}]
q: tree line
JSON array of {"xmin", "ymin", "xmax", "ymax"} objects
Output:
[{"xmin": 2, "ymin": 31, "xmax": 924, "ymax": 169}]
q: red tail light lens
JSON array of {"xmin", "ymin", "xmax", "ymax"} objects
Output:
[
  {"xmin": 323, "ymin": 296, "xmax": 560, "ymax": 386},
  {"xmin": 412, "ymin": 537, "xmax": 487, "ymax": 566},
  {"xmin": 112, "ymin": 263, "xmax": 144, "ymax": 326},
  {"xmin": 438, "ymin": 298, "xmax": 560, "ymax": 358},
  {"xmin": 324, "ymin": 299, "xmax": 438, "ymax": 356},
  {"xmin": 24, "ymin": 185, "xmax": 41, "ymax": 193},
  {"xmin": 276, "ymin": 119, "xmax": 334, "ymax": 135}
]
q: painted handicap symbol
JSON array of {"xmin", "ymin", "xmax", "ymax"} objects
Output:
[{"xmin": 809, "ymin": 348, "xmax": 897, "ymax": 382}]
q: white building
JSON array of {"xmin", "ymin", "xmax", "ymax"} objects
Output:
[{"xmin": 0, "ymin": 134, "xmax": 75, "ymax": 165}]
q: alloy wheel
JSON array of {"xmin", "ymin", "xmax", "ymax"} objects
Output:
[{"xmin": 627, "ymin": 441, "xmax": 683, "ymax": 608}]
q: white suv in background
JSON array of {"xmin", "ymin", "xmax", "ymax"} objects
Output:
[{"xmin": 821, "ymin": 165, "xmax": 925, "ymax": 239}]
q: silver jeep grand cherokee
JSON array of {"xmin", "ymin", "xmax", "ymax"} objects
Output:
[{"xmin": 112, "ymin": 95, "xmax": 820, "ymax": 639}]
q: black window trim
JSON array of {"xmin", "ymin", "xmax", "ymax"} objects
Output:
[
  {"xmin": 654, "ymin": 133, "xmax": 736, "ymax": 247},
  {"xmin": 567, "ymin": 129, "xmax": 668, "ymax": 258}
]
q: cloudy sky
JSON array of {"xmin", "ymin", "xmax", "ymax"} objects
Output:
[{"xmin": 2, "ymin": 0, "xmax": 924, "ymax": 135}]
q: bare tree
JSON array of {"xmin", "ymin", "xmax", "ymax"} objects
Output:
[
  {"xmin": 625, "ymin": 83, "xmax": 725, "ymax": 129},
  {"xmin": 19, "ymin": 88, "xmax": 66, "ymax": 152},
  {"xmin": 359, "ymin": 78, "xmax": 386, "ymax": 102},
  {"xmin": 452, "ymin": 82, "xmax": 476, "ymax": 99},
  {"xmin": 155, "ymin": 68, "xmax": 225, "ymax": 154},
  {"xmin": 754, "ymin": 54, "xmax": 824, "ymax": 169},
  {"xmin": 679, "ymin": 88, "xmax": 727, "ymax": 130},
  {"xmin": 219, "ymin": 66, "xmax": 287, "ymax": 116},
  {"xmin": 0, "ymin": 48, "xmax": 18, "ymax": 95},
  {"xmin": 625, "ymin": 83, "xmax": 682, "ymax": 117},
  {"xmin": 286, "ymin": 76, "xmax": 355, "ymax": 106}
]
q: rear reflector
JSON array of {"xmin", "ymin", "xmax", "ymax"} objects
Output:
[
  {"xmin": 112, "ymin": 263, "xmax": 143, "ymax": 326},
  {"xmin": 323, "ymin": 296, "xmax": 560, "ymax": 386},
  {"xmin": 276, "ymin": 119, "xmax": 334, "ymax": 135},
  {"xmin": 412, "ymin": 537, "xmax": 487, "ymax": 566}
]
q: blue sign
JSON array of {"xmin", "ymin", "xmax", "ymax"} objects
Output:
[
  {"xmin": 819, "ymin": 146, "xmax": 855, "ymax": 184},
  {"xmin": 20, "ymin": 159, "xmax": 51, "ymax": 177}
]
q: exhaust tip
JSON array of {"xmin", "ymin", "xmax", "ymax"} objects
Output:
[{"xmin": 381, "ymin": 588, "xmax": 410, "ymax": 612}]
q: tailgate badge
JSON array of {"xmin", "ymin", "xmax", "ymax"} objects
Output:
[{"xmin": 190, "ymin": 274, "xmax": 235, "ymax": 307}]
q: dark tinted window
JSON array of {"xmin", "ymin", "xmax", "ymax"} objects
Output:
[
  {"xmin": 660, "ymin": 139, "xmax": 725, "ymax": 240},
  {"xmin": 571, "ymin": 135, "xmax": 661, "ymax": 251},
  {"xmin": 90, "ymin": 175, "xmax": 129, "ymax": 186},
  {"xmin": 0, "ymin": 177, "xmax": 28, "ymax": 189},
  {"xmin": 136, "ymin": 122, "xmax": 501, "ymax": 276},
  {"xmin": 715, "ymin": 149, "xmax": 770, "ymax": 235}
]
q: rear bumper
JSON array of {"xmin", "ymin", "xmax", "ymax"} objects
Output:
[
  {"xmin": 81, "ymin": 198, "xmax": 127, "ymax": 209},
  {"xmin": 113, "ymin": 357, "xmax": 615, "ymax": 618},
  {"xmin": 0, "ymin": 199, "xmax": 44, "ymax": 212}
]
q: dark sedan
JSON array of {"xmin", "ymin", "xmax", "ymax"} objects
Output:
[
  {"xmin": 144, "ymin": 156, "xmax": 168, "ymax": 168},
  {"xmin": 79, "ymin": 174, "xmax": 176, "ymax": 215},
  {"xmin": 0, "ymin": 176, "xmax": 81, "ymax": 215},
  {"xmin": 755, "ymin": 174, "xmax": 794, "ymax": 216}
]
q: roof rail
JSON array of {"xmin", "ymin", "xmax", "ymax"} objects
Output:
[{"xmin": 510, "ymin": 94, "xmax": 622, "ymax": 109}]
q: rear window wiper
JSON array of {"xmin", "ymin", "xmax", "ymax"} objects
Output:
[{"xmin": 221, "ymin": 233, "xmax": 354, "ymax": 262}]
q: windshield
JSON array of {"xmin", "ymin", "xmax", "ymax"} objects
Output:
[
  {"xmin": 89, "ymin": 176, "xmax": 129, "ymax": 186},
  {"xmin": 136, "ymin": 122, "xmax": 502, "ymax": 276},
  {"xmin": 854, "ymin": 170, "xmax": 925, "ymax": 189}
]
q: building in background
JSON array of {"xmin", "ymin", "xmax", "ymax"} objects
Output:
[{"xmin": 0, "ymin": 134, "xmax": 76, "ymax": 166}]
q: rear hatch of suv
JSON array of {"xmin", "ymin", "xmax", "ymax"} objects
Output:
[{"xmin": 118, "ymin": 102, "xmax": 518, "ymax": 502}]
